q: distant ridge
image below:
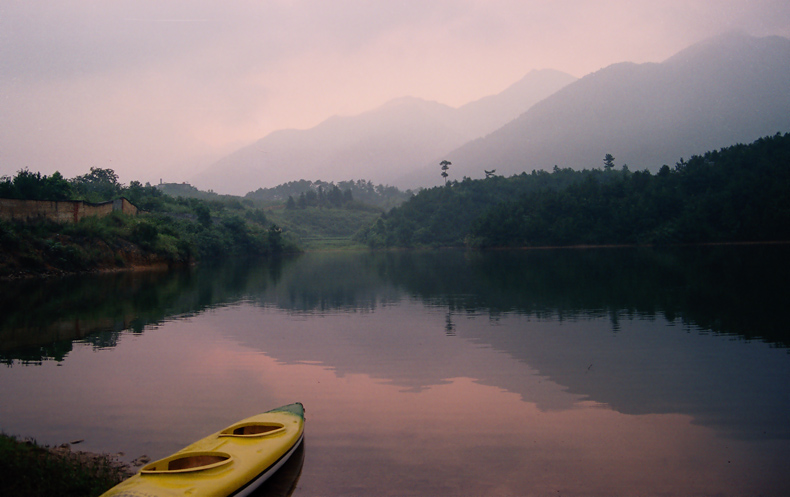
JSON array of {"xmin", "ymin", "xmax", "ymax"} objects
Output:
[
  {"xmin": 191, "ymin": 69, "xmax": 576, "ymax": 195},
  {"xmin": 416, "ymin": 33, "xmax": 790, "ymax": 186},
  {"xmin": 194, "ymin": 33, "xmax": 790, "ymax": 193}
]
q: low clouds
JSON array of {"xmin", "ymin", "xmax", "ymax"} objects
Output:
[{"xmin": 2, "ymin": 1, "xmax": 790, "ymax": 187}]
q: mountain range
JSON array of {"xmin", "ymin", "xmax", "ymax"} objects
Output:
[
  {"xmin": 422, "ymin": 32, "xmax": 790, "ymax": 186},
  {"xmin": 191, "ymin": 69, "xmax": 576, "ymax": 194},
  {"xmin": 193, "ymin": 32, "xmax": 790, "ymax": 195}
]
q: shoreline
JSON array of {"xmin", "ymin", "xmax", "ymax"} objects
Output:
[
  {"xmin": 4, "ymin": 239, "xmax": 789, "ymax": 280},
  {"xmin": 47, "ymin": 441, "xmax": 136, "ymax": 480},
  {"xmin": 0, "ymin": 434, "xmax": 136, "ymax": 497},
  {"xmin": 0, "ymin": 260, "xmax": 186, "ymax": 281}
]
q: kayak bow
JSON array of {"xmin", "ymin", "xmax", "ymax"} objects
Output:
[{"xmin": 101, "ymin": 403, "xmax": 305, "ymax": 497}]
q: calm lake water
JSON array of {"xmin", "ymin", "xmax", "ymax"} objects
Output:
[{"xmin": 1, "ymin": 246, "xmax": 789, "ymax": 496}]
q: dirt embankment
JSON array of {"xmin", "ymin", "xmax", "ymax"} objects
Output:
[{"xmin": 0, "ymin": 233, "xmax": 184, "ymax": 280}]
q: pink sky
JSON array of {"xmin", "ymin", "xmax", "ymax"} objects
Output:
[{"xmin": 2, "ymin": 0, "xmax": 789, "ymax": 187}]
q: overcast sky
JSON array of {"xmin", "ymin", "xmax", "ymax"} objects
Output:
[{"xmin": 2, "ymin": 0, "xmax": 790, "ymax": 186}]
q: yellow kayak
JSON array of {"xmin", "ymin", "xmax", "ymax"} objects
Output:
[{"xmin": 101, "ymin": 403, "xmax": 305, "ymax": 497}]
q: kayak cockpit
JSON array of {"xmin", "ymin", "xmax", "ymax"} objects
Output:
[
  {"xmin": 220, "ymin": 422, "xmax": 286, "ymax": 437},
  {"xmin": 141, "ymin": 451, "xmax": 232, "ymax": 474}
]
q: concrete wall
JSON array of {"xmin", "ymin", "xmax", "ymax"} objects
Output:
[
  {"xmin": 113, "ymin": 198, "xmax": 139, "ymax": 217},
  {"xmin": 0, "ymin": 197, "xmax": 139, "ymax": 223}
]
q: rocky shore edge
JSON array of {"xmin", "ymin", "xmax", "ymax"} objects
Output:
[{"xmin": 0, "ymin": 260, "xmax": 176, "ymax": 281}]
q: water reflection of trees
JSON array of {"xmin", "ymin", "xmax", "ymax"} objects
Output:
[
  {"xmin": 0, "ymin": 257, "xmax": 289, "ymax": 364},
  {"xmin": 2, "ymin": 245, "xmax": 788, "ymax": 363},
  {"xmin": 371, "ymin": 245, "xmax": 790, "ymax": 348},
  {"xmin": 256, "ymin": 252, "xmax": 397, "ymax": 313}
]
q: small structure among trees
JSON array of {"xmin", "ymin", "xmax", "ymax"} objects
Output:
[
  {"xmin": 0, "ymin": 197, "xmax": 138, "ymax": 224},
  {"xmin": 0, "ymin": 167, "xmax": 139, "ymax": 223}
]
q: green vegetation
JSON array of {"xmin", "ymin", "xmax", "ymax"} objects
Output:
[
  {"xmin": 0, "ymin": 167, "xmax": 406, "ymax": 275},
  {"xmin": 355, "ymin": 133, "xmax": 790, "ymax": 248},
  {"xmin": 156, "ymin": 181, "xmax": 219, "ymax": 200},
  {"xmin": 153, "ymin": 180, "xmax": 393, "ymax": 249},
  {"xmin": 0, "ymin": 170, "xmax": 72, "ymax": 201},
  {"xmin": 0, "ymin": 434, "xmax": 128, "ymax": 497},
  {"xmin": 0, "ymin": 168, "xmax": 299, "ymax": 276},
  {"xmin": 268, "ymin": 206, "xmax": 380, "ymax": 250},
  {"xmin": 354, "ymin": 161, "xmax": 605, "ymax": 248},
  {"xmin": 5, "ymin": 133, "xmax": 789, "ymax": 273},
  {"xmin": 246, "ymin": 179, "xmax": 412, "ymax": 210}
]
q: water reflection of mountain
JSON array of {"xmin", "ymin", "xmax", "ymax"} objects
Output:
[
  {"xmin": 368, "ymin": 246, "xmax": 790, "ymax": 440},
  {"xmin": 251, "ymin": 247, "xmax": 790, "ymax": 442},
  {"xmin": 2, "ymin": 247, "xmax": 789, "ymax": 441},
  {"xmin": 465, "ymin": 316, "xmax": 790, "ymax": 441}
]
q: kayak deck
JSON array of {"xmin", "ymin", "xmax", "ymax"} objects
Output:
[{"xmin": 101, "ymin": 403, "xmax": 304, "ymax": 497}]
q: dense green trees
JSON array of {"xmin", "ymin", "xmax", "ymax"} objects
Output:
[
  {"xmin": 4, "ymin": 131, "xmax": 788, "ymax": 275},
  {"xmin": 354, "ymin": 165, "xmax": 626, "ymax": 248},
  {"xmin": 356, "ymin": 133, "xmax": 790, "ymax": 248},
  {"xmin": 0, "ymin": 170, "xmax": 72, "ymax": 200},
  {"xmin": 247, "ymin": 179, "xmax": 411, "ymax": 210},
  {"xmin": 70, "ymin": 167, "xmax": 123, "ymax": 201},
  {"xmin": 285, "ymin": 184, "xmax": 357, "ymax": 210},
  {"xmin": 0, "ymin": 168, "xmax": 298, "ymax": 276},
  {"xmin": 0, "ymin": 167, "xmax": 164, "ymax": 206}
]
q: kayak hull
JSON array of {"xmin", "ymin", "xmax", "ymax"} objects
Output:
[
  {"xmin": 229, "ymin": 431, "xmax": 303, "ymax": 497},
  {"xmin": 101, "ymin": 403, "xmax": 305, "ymax": 497}
]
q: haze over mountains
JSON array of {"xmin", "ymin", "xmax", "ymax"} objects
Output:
[
  {"xmin": 423, "ymin": 32, "xmax": 790, "ymax": 186},
  {"xmin": 194, "ymin": 33, "xmax": 790, "ymax": 195},
  {"xmin": 192, "ymin": 69, "xmax": 576, "ymax": 194}
]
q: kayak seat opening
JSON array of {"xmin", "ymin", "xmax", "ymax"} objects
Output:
[
  {"xmin": 141, "ymin": 452, "xmax": 232, "ymax": 474},
  {"xmin": 169, "ymin": 454, "xmax": 228, "ymax": 471},
  {"xmin": 221, "ymin": 422, "xmax": 285, "ymax": 437}
]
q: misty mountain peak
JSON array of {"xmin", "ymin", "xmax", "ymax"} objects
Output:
[
  {"xmin": 194, "ymin": 69, "xmax": 575, "ymax": 194},
  {"xmin": 195, "ymin": 33, "xmax": 790, "ymax": 194},
  {"xmin": 424, "ymin": 32, "xmax": 790, "ymax": 187}
]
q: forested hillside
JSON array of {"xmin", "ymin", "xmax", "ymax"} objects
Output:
[
  {"xmin": 0, "ymin": 168, "xmax": 296, "ymax": 277},
  {"xmin": 246, "ymin": 179, "xmax": 411, "ymax": 210},
  {"xmin": 355, "ymin": 133, "xmax": 790, "ymax": 248}
]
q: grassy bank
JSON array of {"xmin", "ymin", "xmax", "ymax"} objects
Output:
[{"xmin": 0, "ymin": 434, "xmax": 131, "ymax": 497}]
